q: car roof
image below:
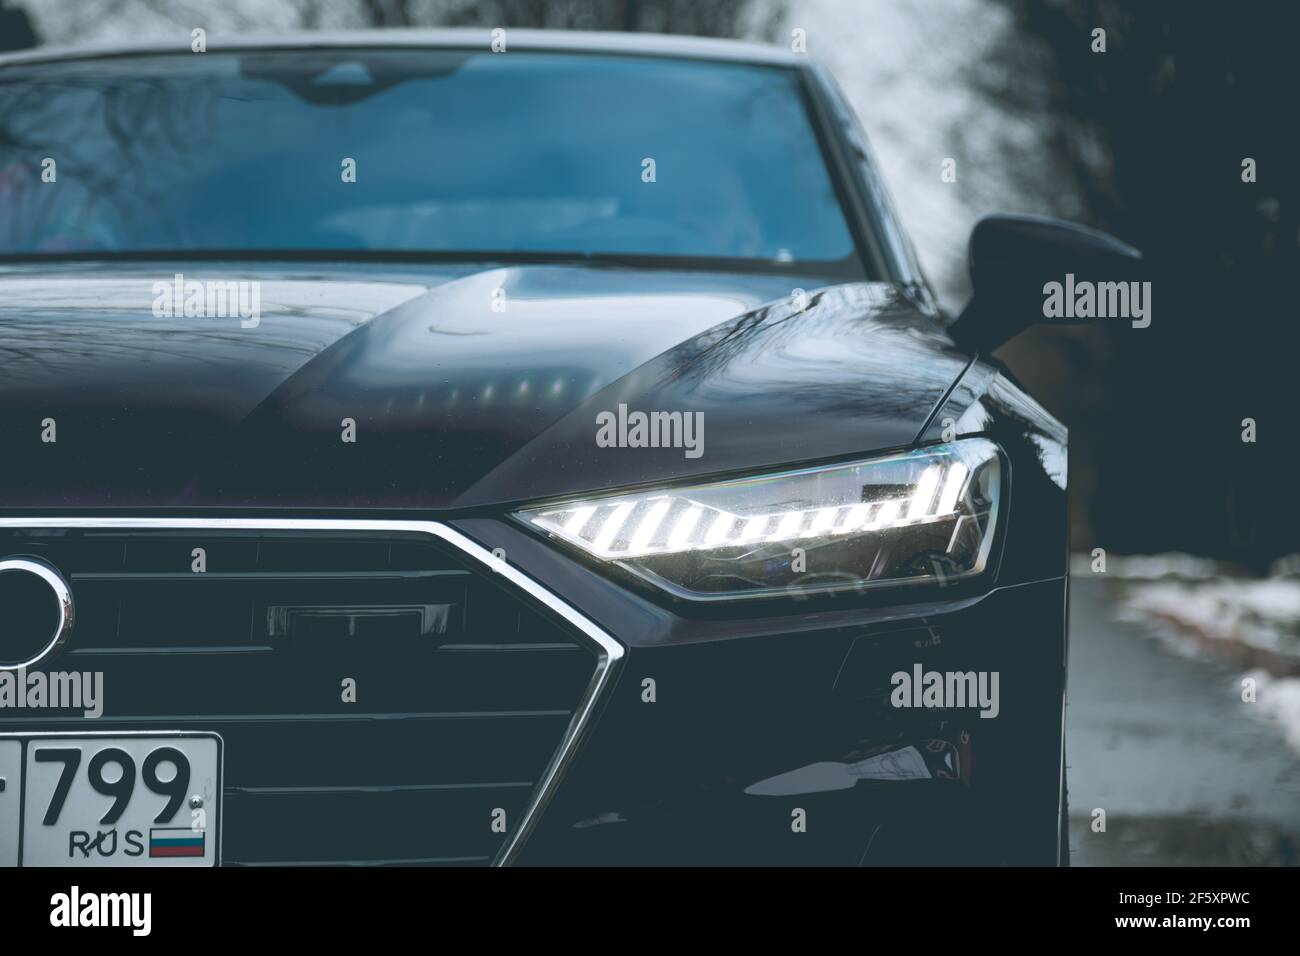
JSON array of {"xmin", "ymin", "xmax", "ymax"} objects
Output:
[{"xmin": 0, "ymin": 28, "xmax": 803, "ymax": 70}]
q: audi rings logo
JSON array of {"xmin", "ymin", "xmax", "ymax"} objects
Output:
[{"xmin": 0, "ymin": 557, "xmax": 75, "ymax": 670}]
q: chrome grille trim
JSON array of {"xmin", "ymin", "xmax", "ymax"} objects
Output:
[{"xmin": 0, "ymin": 516, "xmax": 626, "ymax": 867}]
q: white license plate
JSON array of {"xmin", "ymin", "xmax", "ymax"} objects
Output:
[{"xmin": 0, "ymin": 732, "xmax": 221, "ymax": 867}]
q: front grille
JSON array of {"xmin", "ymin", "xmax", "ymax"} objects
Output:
[{"xmin": 0, "ymin": 519, "xmax": 620, "ymax": 865}]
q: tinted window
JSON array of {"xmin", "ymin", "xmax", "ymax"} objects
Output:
[{"xmin": 0, "ymin": 49, "xmax": 865, "ymax": 275}]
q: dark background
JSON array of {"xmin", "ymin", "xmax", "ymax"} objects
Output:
[{"xmin": 988, "ymin": 0, "xmax": 1299, "ymax": 571}]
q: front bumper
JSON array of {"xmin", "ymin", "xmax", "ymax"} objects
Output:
[
  {"xmin": 453, "ymin": 372, "xmax": 1071, "ymax": 865},
  {"xmin": 455, "ymin": 514, "xmax": 1067, "ymax": 866}
]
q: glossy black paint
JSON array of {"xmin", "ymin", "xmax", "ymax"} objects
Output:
[
  {"xmin": 0, "ymin": 36, "xmax": 1072, "ymax": 866},
  {"xmin": 0, "ymin": 264, "xmax": 970, "ymax": 510},
  {"xmin": 949, "ymin": 213, "xmax": 1146, "ymax": 353},
  {"xmin": 452, "ymin": 387, "xmax": 1069, "ymax": 865}
]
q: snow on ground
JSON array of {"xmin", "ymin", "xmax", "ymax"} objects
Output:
[
  {"xmin": 1120, "ymin": 577, "xmax": 1300, "ymax": 660},
  {"xmin": 1245, "ymin": 670, "xmax": 1300, "ymax": 755},
  {"xmin": 1084, "ymin": 553, "xmax": 1300, "ymax": 755}
]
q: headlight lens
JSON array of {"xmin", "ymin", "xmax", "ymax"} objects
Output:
[{"xmin": 516, "ymin": 438, "xmax": 1002, "ymax": 599}]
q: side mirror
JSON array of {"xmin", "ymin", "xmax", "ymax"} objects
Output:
[{"xmin": 947, "ymin": 214, "xmax": 1144, "ymax": 352}]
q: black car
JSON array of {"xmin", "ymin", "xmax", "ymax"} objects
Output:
[{"xmin": 0, "ymin": 30, "xmax": 1139, "ymax": 866}]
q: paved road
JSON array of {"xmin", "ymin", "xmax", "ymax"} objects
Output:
[{"xmin": 1067, "ymin": 575, "xmax": 1300, "ymax": 865}]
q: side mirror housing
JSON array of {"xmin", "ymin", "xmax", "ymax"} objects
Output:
[{"xmin": 948, "ymin": 214, "xmax": 1144, "ymax": 352}]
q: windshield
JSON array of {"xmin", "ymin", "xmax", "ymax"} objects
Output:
[{"xmin": 0, "ymin": 48, "xmax": 865, "ymax": 276}]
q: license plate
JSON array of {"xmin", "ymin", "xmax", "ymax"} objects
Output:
[{"xmin": 0, "ymin": 732, "xmax": 221, "ymax": 867}]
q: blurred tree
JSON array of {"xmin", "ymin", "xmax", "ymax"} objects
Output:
[
  {"xmin": 984, "ymin": 0, "xmax": 1299, "ymax": 569},
  {"xmin": 406, "ymin": 0, "xmax": 783, "ymax": 37},
  {"xmin": 0, "ymin": 0, "xmax": 38, "ymax": 51},
  {"xmin": 17, "ymin": 0, "xmax": 782, "ymax": 41}
]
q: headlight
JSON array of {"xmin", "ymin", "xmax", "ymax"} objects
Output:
[{"xmin": 516, "ymin": 438, "xmax": 1002, "ymax": 599}]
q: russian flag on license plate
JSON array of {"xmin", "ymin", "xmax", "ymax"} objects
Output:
[{"xmin": 150, "ymin": 827, "xmax": 205, "ymax": 858}]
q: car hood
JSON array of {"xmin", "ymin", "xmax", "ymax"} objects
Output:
[{"xmin": 0, "ymin": 262, "xmax": 970, "ymax": 510}]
